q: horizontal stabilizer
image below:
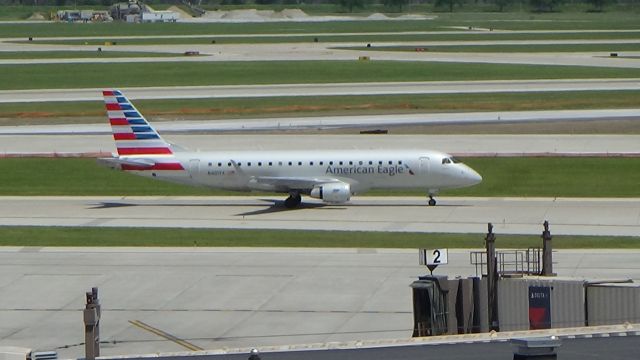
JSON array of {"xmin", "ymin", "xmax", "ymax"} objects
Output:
[{"xmin": 98, "ymin": 157, "xmax": 156, "ymax": 168}]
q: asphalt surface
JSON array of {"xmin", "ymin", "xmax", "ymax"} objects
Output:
[
  {"xmin": 1, "ymin": 36, "xmax": 639, "ymax": 68},
  {"xmin": 0, "ymin": 196, "xmax": 638, "ymax": 236},
  {"xmin": 0, "ymin": 109, "xmax": 639, "ymax": 135},
  {"xmin": 2, "ymin": 79, "xmax": 640, "ymax": 103},
  {"xmin": 1, "ymin": 247, "xmax": 638, "ymax": 358},
  {"xmin": 0, "ymin": 134, "xmax": 638, "ymax": 156}
]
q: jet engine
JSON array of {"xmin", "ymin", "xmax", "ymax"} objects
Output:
[{"xmin": 310, "ymin": 182, "xmax": 351, "ymax": 203}]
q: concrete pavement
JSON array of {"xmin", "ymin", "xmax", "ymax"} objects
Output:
[{"xmin": 0, "ymin": 196, "xmax": 638, "ymax": 236}]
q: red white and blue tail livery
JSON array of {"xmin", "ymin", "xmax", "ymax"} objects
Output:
[
  {"xmin": 99, "ymin": 89, "xmax": 482, "ymax": 208},
  {"xmin": 104, "ymin": 89, "xmax": 173, "ymax": 156},
  {"xmin": 101, "ymin": 89, "xmax": 184, "ymax": 172}
]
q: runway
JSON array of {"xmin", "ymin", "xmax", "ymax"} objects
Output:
[
  {"xmin": 2, "ymin": 79, "xmax": 640, "ymax": 103},
  {"xmin": 2, "ymin": 36, "xmax": 640, "ymax": 68},
  {"xmin": 1, "ymin": 109, "xmax": 639, "ymax": 135},
  {"xmin": 0, "ymin": 196, "xmax": 638, "ymax": 236},
  {"xmin": 1, "ymin": 42, "xmax": 639, "ymax": 68},
  {"xmin": 0, "ymin": 134, "xmax": 639, "ymax": 156},
  {"xmin": 1, "ymin": 246, "xmax": 638, "ymax": 358}
]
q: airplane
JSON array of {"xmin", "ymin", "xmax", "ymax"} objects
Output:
[{"xmin": 99, "ymin": 89, "xmax": 482, "ymax": 208}]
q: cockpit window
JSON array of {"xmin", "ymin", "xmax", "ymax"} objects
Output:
[{"xmin": 442, "ymin": 157, "xmax": 461, "ymax": 165}]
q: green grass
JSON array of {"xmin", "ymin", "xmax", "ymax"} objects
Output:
[
  {"xmin": 2, "ymin": 91, "xmax": 640, "ymax": 126},
  {"xmin": 371, "ymin": 157, "xmax": 640, "ymax": 197},
  {"xmin": 13, "ymin": 31, "xmax": 640, "ymax": 45},
  {"xmin": 1, "ymin": 12, "xmax": 640, "ymax": 38},
  {"xmin": 3, "ymin": 61, "xmax": 640, "ymax": 90},
  {"xmin": 0, "ymin": 226, "xmax": 637, "ymax": 248},
  {"xmin": 0, "ymin": 51, "xmax": 180, "ymax": 59},
  {"xmin": 0, "ymin": 157, "xmax": 639, "ymax": 197},
  {"xmin": 0, "ymin": 158, "xmax": 210, "ymax": 196},
  {"xmin": 348, "ymin": 43, "xmax": 640, "ymax": 53}
]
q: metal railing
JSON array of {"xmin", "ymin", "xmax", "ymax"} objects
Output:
[{"xmin": 470, "ymin": 248, "xmax": 542, "ymax": 276}]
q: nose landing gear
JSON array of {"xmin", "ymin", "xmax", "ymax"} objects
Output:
[{"xmin": 428, "ymin": 196, "xmax": 436, "ymax": 206}]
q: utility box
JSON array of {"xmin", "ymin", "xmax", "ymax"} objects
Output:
[
  {"xmin": 586, "ymin": 283, "xmax": 640, "ymax": 326},
  {"xmin": 497, "ymin": 277, "xmax": 586, "ymax": 331}
]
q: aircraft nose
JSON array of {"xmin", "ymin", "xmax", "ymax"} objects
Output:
[{"xmin": 463, "ymin": 166, "xmax": 482, "ymax": 186}]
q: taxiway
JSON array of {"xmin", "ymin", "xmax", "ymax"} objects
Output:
[
  {"xmin": 0, "ymin": 196, "xmax": 638, "ymax": 236},
  {"xmin": 1, "ymin": 79, "xmax": 639, "ymax": 103}
]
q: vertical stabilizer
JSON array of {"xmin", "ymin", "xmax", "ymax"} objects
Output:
[
  {"xmin": 102, "ymin": 89, "xmax": 184, "ymax": 172},
  {"xmin": 103, "ymin": 89, "xmax": 173, "ymax": 156}
]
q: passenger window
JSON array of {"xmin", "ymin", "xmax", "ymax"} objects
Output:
[
  {"xmin": 359, "ymin": 161, "xmax": 363, "ymax": 165},
  {"xmin": 218, "ymin": 162, "xmax": 222, "ymax": 167},
  {"xmin": 369, "ymin": 161, "xmax": 373, "ymax": 165},
  {"xmin": 227, "ymin": 162, "xmax": 231, "ymax": 167},
  {"xmin": 399, "ymin": 160, "xmax": 402, "ymax": 165},
  {"xmin": 349, "ymin": 161, "xmax": 353, "ymax": 165},
  {"xmin": 320, "ymin": 161, "xmax": 324, "ymax": 165},
  {"xmin": 208, "ymin": 162, "xmax": 212, "ymax": 166},
  {"xmin": 269, "ymin": 162, "xmax": 273, "ymax": 166},
  {"xmin": 378, "ymin": 161, "xmax": 383, "ymax": 165},
  {"xmin": 258, "ymin": 162, "xmax": 262, "ymax": 166},
  {"xmin": 288, "ymin": 162, "xmax": 292, "ymax": 166},
  {"xmin": 330, "ymin": 161, "xmax": 333, "ymax": 165},
  {"xmin": 310, "ymin": 161, "xmax": 314, "ymax": 166},
  {"xmin": 247, "ymin": 162, "xmax": 251, "ymax": 166},
  {"xmin": 388, "ymin": 161, "xmax": 392, "ymax": 165},
  {"xmin": 339, "ymin": 161, "xmax": 343, "ymax": 165}
]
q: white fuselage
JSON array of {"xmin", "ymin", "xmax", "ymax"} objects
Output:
[{"xmin": 126, "ymin": 149, "xmax": 482, "ymax": 195}]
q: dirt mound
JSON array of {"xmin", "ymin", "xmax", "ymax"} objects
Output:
[
  {"xmin": 167, "ymin": 5, "xmax": 192, "ymax": 19},
  {"xmin": 281, "ymin": 8, "xmax": 308, "ymax": 18},
  {"xmin": 367, "ymin": 13, "xmax": 389, "ymax": 20},
  {"xmin": 27, "ymin": 12, "xmax": 46, "ymax": 21},
  {"xmin": 202, "ymin": 11, "xmax": 225, "ymax": 19},
  {"xmin": 222, "ymin": 9, "xmax": 265, "ymax": 21}
]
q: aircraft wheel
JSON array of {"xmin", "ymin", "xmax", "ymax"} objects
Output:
[
  {"xmin": 428, "ymin": 197, "xmax": 436, "ymax": 206},
  {"xmin": 284, "ymin": 193, "xmax": 302, "ymax": 208}
]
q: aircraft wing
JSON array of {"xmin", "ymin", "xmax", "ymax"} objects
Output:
[{"xmin": 251, "ymin": 176, "xmax": 344, "ymax": 191}]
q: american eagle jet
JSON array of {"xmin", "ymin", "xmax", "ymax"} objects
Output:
[{"xmin": 99, "ymin": 90, "xmax": 482, "ymax": 208}]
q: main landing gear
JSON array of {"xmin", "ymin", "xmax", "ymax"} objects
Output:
[{"xmin": 284, "ymin": 192, "xmax": 302, "ymax": 209}]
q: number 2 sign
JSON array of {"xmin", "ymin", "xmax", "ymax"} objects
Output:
[{"xmin": 419, "ymin": 248, "xmax": 449, "ymax": 266}]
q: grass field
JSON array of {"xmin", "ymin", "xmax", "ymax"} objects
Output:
[
  {"xmin": 3, "ymin": 61, "xmax": 640, "ymax": 90},
  {"xmin": 0, "ymin": 226, "xmax": 637, "ymax": 248},
  {"xmin": 1, "ymin": 12, "xmax": 640, "ymax": 38},
  {"xmin": 2, "ymin": 91, "xmax": 640, "ymax": 126},
  {"xmin": 0, "ymin": 157, "xmax": 638, "ymax": 197}
]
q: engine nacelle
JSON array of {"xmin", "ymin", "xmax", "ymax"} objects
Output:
[{"xmin": 310, "ymin": 182, "xmax": 351, "ymax": 204}]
